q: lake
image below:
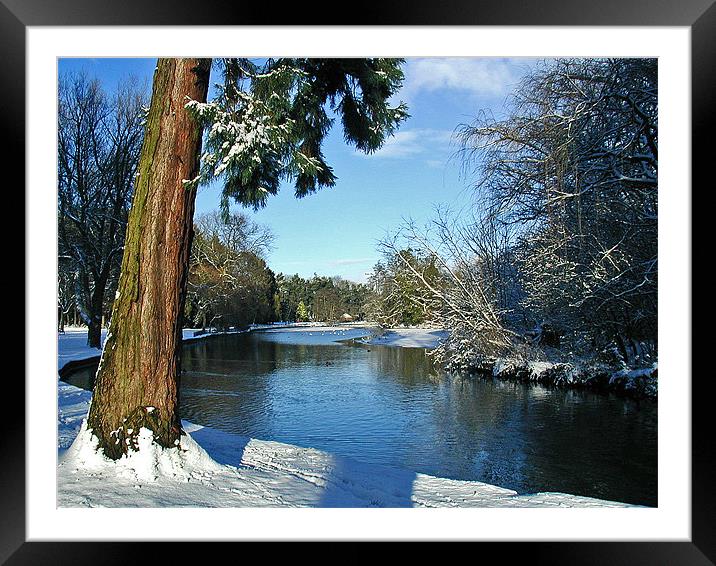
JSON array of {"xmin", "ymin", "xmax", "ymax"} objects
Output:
[{"xmin": 62, "ymin": 326, "xmax": 657, "ymax": 506}]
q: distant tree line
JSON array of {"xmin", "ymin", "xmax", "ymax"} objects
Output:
[
  {"xmin": 276, "ymin": 272, "xmax": 371, "ymax": 324},
  {"xmin": 183, "ymin": 211, "xmax": 372, "ymax": 330},
  {"xmin": 368, "ymin": 58, "xmax": 657, "ymax": 369}
]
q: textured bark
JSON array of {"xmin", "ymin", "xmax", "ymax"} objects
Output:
[{"xmin": 87, "ymin": 59, "xmax": 211, "ymax": 460}]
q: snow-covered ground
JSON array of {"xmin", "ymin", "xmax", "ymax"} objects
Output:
[
  {"xmin": 57, "ymin": 327, "xmax": 636, "ymax": 508},
  {"xmin": 58, "ymin": 326, "xmax": 201, "ymax": 368},
  {"xmin": 260, "ymin": 325, "xmax": 370, "ymax": 333},
  {"xmin": 363, "ymin": 327, "xmax": 449, "ymax": 349},
  {"xmin": 56, "ymin": 327, "xmax": 106, "ymax": 371}
]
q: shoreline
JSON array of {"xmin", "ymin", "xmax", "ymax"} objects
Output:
[
  {"xmin": 56, "ymin": 326, "xmax": 639, "ymax": 508},
  {"xmin": 447, "ymin": 356, "xmax": 658, "ymax": 400},
  {"xmin": 58, "ymin": 324, "xmax": 657, "ymax": 401}
]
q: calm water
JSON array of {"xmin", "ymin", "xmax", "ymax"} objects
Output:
[{"xmin": 64, "ymin": 327, "xmax": 657, "ymax": 506}]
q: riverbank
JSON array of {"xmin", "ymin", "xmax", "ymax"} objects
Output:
[
  {"xmin": 57, "ymin": 327, "xmax": 638, "ymax": 507},
  {"xmin": 358, "ymin": 327, "xmax": 656, "ymax": 399},
  {"xmin": 447, "ymin": 355, "xmax": 658, "ymax": 400}
]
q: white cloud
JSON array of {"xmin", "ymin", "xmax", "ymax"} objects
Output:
[
  {"xmin": 366, "ymin": 128, "xmax": 455, "ymax": 160},
  {"xmin": 327, "ymin": 258, "xmax": 374, "ymax": 267},
  {"xmin": 399, "ymin": 58, "xmax": 531, "ymax": 102}
]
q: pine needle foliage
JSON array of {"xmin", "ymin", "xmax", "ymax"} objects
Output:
[{"xmin": 186, "ymin": 58, "xmax": 409, "ymax": 214}]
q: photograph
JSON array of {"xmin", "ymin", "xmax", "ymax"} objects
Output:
[
  {"xmin": 55, "ymin": 55, "xmax": 659, "ymax": 510},
  {"xmin": 8, "ymin": 8, "xmax": 708, "ymax": 559}
]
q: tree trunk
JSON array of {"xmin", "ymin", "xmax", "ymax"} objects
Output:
[
  {"xmin": 86, "ymin": 277, "xmax": 107, "ymax": 349},
  {"xmin": 87, "ymin": 58, "xmax": 211, "ymax": 460},
  {"xmin": 87, "ymin": 314, "xmax": 102, "ymax": 348}
]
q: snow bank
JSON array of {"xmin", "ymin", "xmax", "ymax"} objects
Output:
[
  {"xmin": 609, "ymin": 363, "xmax": 658, "ymax": 397},
  {"xmin": 470, "ymin": 354, "xmax": 657, "ymax": 399},
  {"xmin": 260, "ymin": 325, "xmax": 367, "ymax": 333},
  {"xmin": 58, "ymin": 380, "xmax": 93, "ymax": 451},
  {"xmin": 57, "ymin": 328, "xmax": 107, "ymax": 371},
  {"xmin": 180, "ymin": 322, "xmax": 329, "ymax": 341},
  {"xmin": 57, "ymin": 379, "xmax": 636, "ymax": 508},
  {"xmin": 492, "ymin": 359, "xmax": 579, "ymax": 385}
]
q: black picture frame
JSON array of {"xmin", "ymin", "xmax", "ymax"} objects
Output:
[{"xmin": 7, "ymin": 0, "xmax": 712, "ymax": 561}]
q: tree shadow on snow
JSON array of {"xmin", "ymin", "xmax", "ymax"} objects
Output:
[
  {"xmin": 184, "ymin": 422, "xmax": 418, "ymax": 508},
  {"xmin": 317, "ymin": 455, "xmax": 418, "ymax": 508},
  {"xmin": 184, "ymin": 424, "xmax": 251, "ymax": 469}
]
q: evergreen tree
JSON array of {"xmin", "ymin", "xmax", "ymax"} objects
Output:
[
  {"xmin": 367, "ymin": 248, "xmax": 441, "ymax": 327},
  {"xmin": 296, "ymin": 301, "xmax": 309, "ymax": 322},
  {"xmin": 87, "ymin": 57, "xmax": 407, "ymax": 459}
]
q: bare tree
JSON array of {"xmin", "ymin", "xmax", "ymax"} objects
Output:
[
  {"xmin": 186, "ymin": 211, "xmax": 275, "ymax": 330},
  {"xmin": 459, "ymin": 58, "xmax": 657, "ymax": 360},
  {"xmin": 195, "ymin": 210, "xmax": 274, "ymax": 259},
  {"xmin": 366, "ymin": 59, "xmax": 657, "ymax": 372},
  {"xmin": 376, "ymin": 215, "xmax": 515, "ymax": 363},
  {"xmin": 57, "ymin": 73, "xmax": 146, "ymax": 347},
  {"xmin": 57, "ymin": 260, "xmax": 76, "ymax": 333}
]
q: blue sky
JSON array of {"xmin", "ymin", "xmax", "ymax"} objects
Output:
[{"xmin": 58, "ymin": 57, "xmax": 537, "ymax": 282}]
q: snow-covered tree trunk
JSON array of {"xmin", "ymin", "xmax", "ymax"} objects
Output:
[{"xmin": 87, "ymin": 59, "xmax": 211, "ymax": 460}]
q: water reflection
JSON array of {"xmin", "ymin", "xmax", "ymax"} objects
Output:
[{"xmin": 62, "ymin": 328, "xmax": 657, "ymax": 506}]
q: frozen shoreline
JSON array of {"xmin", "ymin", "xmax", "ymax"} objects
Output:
[
  {"xmin": 361, "ymin": 327, "xmax": 448, "ymax": 349},
  {"xmin": 57, "ymin": 327, "xmax": 636, "ymax": 508}
]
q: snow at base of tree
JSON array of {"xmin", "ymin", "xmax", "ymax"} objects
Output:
[
  {"xmin": 56, "ymin": 328, "xmax": 639, "ymax": 508},
  {"xmin": 62, "ymin": 421, "xmax": 225, "ymax": 484}
]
